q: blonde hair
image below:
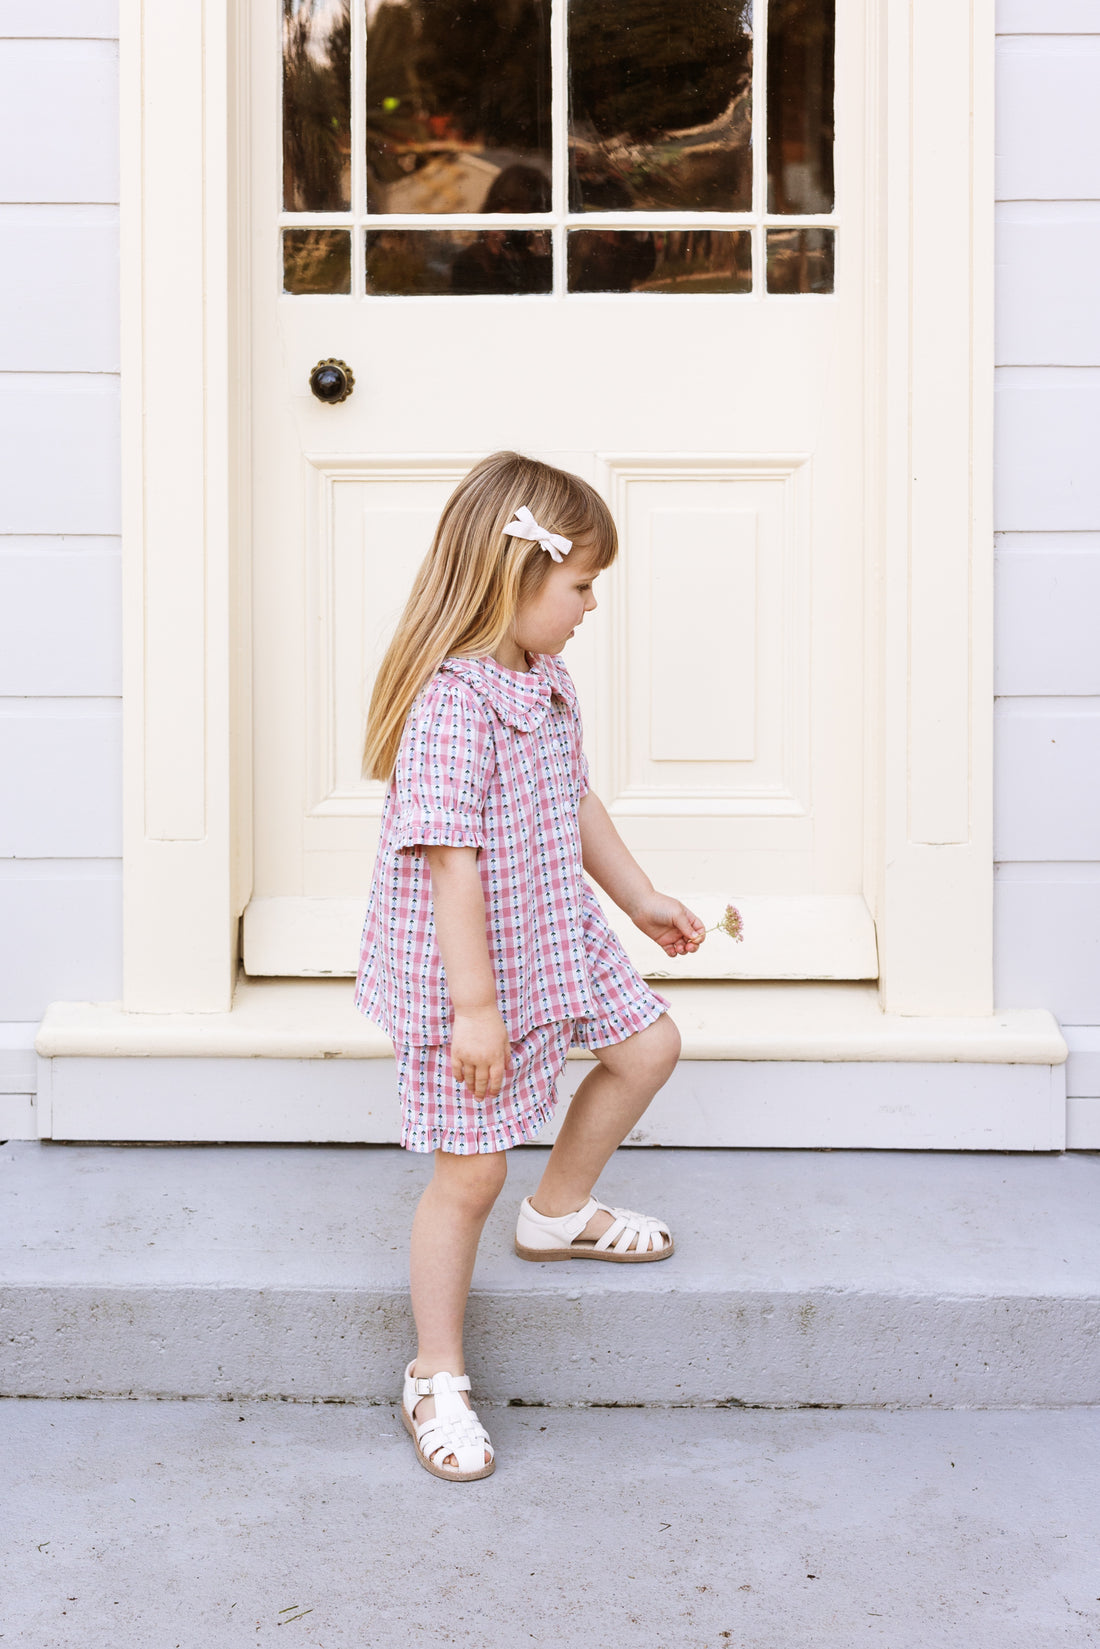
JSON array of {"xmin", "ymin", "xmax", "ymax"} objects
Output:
[{"xmin": 362, "ymin": 452, "xmax": 618, "ymax": 782}]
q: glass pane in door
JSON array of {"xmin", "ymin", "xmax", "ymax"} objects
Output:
[
  {"xmin": 568, "ymin": 0, "xmax": 753, "ymax": 211},
  {"xmin": 365, "ymin": 0, "xmax": 552, "ymax": 213},
  {"xmin": 767, "ymin": 0, "xmax": 835, "ymax": 212},
  {"xmin": 283, "ymin": 0, "xmax": 352, "ymax": 210}
]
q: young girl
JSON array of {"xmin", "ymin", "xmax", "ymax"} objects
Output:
[{"xmin": 355, "ymin": 451, "xmax": 706, "ymax": 1482}]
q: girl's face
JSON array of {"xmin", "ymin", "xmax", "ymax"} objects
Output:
[{"xmin": 510, "ymin": 543, "xmax": 602, "ymax": 659}]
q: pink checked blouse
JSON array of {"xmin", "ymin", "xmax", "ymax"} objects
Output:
[{"xmin": 354, "ymin": 650, "xmax": 613, "ymax": 1047}]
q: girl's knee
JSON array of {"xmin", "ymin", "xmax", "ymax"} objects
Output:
[
  {"xmin": 598, "ymin": 1011, "xmax": 681, "ymax": 1083},
  {"xmin": 650, "ymin": 1011, "xmax": 682, "ymax": 1074},
  {"xmin": 433, "ymin": 1147, "xmax": 508, "ymax": 1215}
]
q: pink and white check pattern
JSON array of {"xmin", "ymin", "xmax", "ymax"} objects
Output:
[{"xmin": 353, "ymin": 650, "xmax": 667, "ymax": 1050}]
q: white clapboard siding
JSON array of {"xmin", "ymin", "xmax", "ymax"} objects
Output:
[
  {"xmin": 995, "ymin": 869, "xmax": 1100, "ymax": 1025},
  {"xmin": 0, "ymin": 39, "xmax": 117, "ymax": 202},
  {"xmin": 995, "ymin": 370, "xmax": 1100, "ymax": 531},
  {"xmin": 0, "ymin": 209, "xmax": 119, "ymax": 372},
  {"xmin": 0, "ymin": 702, "xmax": 122, "ymax": 858},
  {"xmin": 996, "ymin": 37, "xmax": 1100, "ymax": 200},
  {"xmin": 997, "ymin": 1, "xmax": 1100, "ymax": 31},
  {"xmin": 994, "ymin": 700, "xmax": 1100, "ymax": 863},
  {"xmin": 1063, "ymin": 1027, "xmax": 1100, "ymax": 1098},
  {"xmin": 0, "ymin": 864, "xmax": 122, "ymax": 1022},
  {"xmin": 996, "ymin": 206, "xmax": 1100, "ymax": 365},
  {"xmin": 995, "ymin": 540, "xmax": 1100, "ymax": 695},
  {"xmin": 0, "ymin": 547, "xmax": 121, "ymax": 696},
  {"xmin": 0, "ymin": 1, "xmax": 118, "ymax": 34},
  {"xmin": 0, "ymin": 377, "xmax": 120, "ymax": 535}
]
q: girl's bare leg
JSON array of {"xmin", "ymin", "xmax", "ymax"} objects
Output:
[
  {"xmin": 408, "ymin": 1147, "xmax": 508, "ymax": 1465},
  {"xmin": 529, "ymin": 1012, "xmax": 681, "ymax": 1245}
]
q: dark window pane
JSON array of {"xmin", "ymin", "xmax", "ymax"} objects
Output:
[
  {"xmin": 765, "ymin": 226, "xmax": 833, "ymax": 292},
  {"xmin": 568, "ymin": 229, "xmax": 750, "ymax": 292},
  {"xmin": 767, "ymin": 0, "xmax": 835, "ymax": 213},
  {"xmin": 283, "ymin": 229, "xmax": 352, "ymax": 294},
  {"xmin": 283, "ymin": 0, "xmax": 352, "ymax": 211},
  {"xmin": 366, "ymin": 1, "xmax": 551, "ymax": 214},
  {"xmin": 569, "ymin": 0, "xmax": 752, "ymax": 212},
  {"xmin": 365, "ymin": 229, "xmax": 552, "ymax": 294}
]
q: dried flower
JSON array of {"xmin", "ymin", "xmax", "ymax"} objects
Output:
[{"xmin": 702, "ymin": 902, "xmax": 745, "ymax": 943}]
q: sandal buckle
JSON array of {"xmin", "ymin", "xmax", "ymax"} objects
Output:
[{"xmin": 413, "ymin": 1376, "xmax": 434, "ymax": 1396}]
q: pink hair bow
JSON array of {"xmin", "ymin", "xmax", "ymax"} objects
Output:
[{"xmin": 502, "ymin": 504, "xmax": 573, "ymax": 563}]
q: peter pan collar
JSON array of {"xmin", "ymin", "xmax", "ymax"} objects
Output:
[{"xmin": 439, "ymin": 651, "xmax": 565, "ymax": 733}]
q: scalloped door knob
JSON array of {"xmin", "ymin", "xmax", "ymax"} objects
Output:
[{"xmin": 309, "ymin": 358, "xmax": 354, "ymax": 404}]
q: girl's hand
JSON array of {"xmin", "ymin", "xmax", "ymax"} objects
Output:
[
  {"xmin": 630, "ymin": 892, "xmax": 707, "ymax": 958},
  {"xmin": 450, "ymin": 1006, "xmax": 514, "ymax": 1099}
]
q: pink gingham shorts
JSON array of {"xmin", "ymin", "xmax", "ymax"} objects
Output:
[{"xmin": 396, "ymin": 940, "xmax": 672, "ymax": 1155}]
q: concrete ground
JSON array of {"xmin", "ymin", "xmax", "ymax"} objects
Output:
[{"xmin": 2, "ymin": 1399, "xmax": 1098, "ymax": 1649}]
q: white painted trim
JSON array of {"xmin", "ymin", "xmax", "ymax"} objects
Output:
[
  {"xmin": 35, "ymin": 978, "xmax": 1066, "ymax": 1065},
  {"xmin": 110, "ymin": 1, "xmax": 1000, "ymax": 1030},
  {"xmin": 120, "ymin": 0, "xmax": 242, "ymax": 1012},
  {"xmin": 243, "ymin": 893, "xmax": 879, "ymax": 982},
  {"xmin": 874, "ymin": 0, "xmax": 996, "ymax": 1013},
  {"xmin": 36, "ymin": 1043, "xmax": 1065, "ymax": 1151}
]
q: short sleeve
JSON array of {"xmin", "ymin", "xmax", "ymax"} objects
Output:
[
  {"xmin": 392, "ymin": 677, "xmax": 495, "ymax": 856},
  {"xmin": 577, "ymin": 744, "xmax": 591, "ymax": 798}
]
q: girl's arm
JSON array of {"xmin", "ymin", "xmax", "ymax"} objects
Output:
[
  {"xmin": 424, "ymin": 845, "xmax": 512, "ymax": 1098},
  {"xmin": 578, "ymin": 789, "xmax": 706, "ymax": 958}
]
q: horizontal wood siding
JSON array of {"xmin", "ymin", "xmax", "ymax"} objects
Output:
[
  {"xmin": 994, "ymin": 10, "xmax": 1100, "ymax": 1084},
  {"xmin": 0, "ymin": 25, "xmax": 121, "ymax": 1022}
]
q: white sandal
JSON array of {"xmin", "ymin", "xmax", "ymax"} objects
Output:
[
  {"xmin": 515, "ymin": 1195, "xmax": 674, "ymax": 1263},
  {"xmin": 401, "ymin": 1360, "xmax": 495, "ymax": 1482}
]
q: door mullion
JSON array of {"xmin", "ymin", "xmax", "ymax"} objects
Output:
[
  {"xmin": 552, "ymin": 0, "xmax": 568, "ymax": 295},
  {"xmin": 350, "ymin": 0, "xmax": 366, "ymax": 296},
  {"xmin": 753, "ymin": 0, "xmax": 768, "ymax": 298}
]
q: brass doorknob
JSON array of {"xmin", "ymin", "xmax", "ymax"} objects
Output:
[{"xmin": 309, "ymin": 358, "xmax": 354, "ymax": 403}]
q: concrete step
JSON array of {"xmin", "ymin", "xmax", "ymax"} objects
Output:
[
  {"xmin": 1, "ymin": 1142, "xmax": 1098, "ymax": 1406},
  {"xmin": 4, "ymin": 1398, "xmax": 1098, "ymax": 1649}
]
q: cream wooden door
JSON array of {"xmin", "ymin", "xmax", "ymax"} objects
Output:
[{"xmin": 243, "ymin": 0, "xmax": 876, "ymax": 986}]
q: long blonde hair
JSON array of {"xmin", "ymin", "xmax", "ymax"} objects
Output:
[{"xmin": 362, "ymin": 451, "xmax": 618, "ymax": 781}]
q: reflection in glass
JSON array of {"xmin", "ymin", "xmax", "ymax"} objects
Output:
[
  {"xmin": 765, "ymin": 227, "xmax": 833, "ymax": 292},
  {"xmin": 569, "ymin": 0, "xmax": 752, "ymax": 212},
  {"xmin": 283, "ymin": 230, "xmax": 352, "ymax": 294},
  {"xmin": 767, "ymin": 0, "xmax": 835, "ymax": 213},
  {"xmin": 283, "ymin": 0, "xmax": 352, "ymax": 211},
  {"xmin": 568, "ymin": 229, "xmax": 751, "ymax": 293},
  {"xmin": 365, "ymin": 230, "xmax": 552, "ymax": 295},
  {"xmin": 366, "ymin": 0, "xmax": 551, "ymax": 214}
]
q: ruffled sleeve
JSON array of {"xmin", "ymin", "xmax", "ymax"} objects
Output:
[{"xmin": 392, "ymin": 676, "xmax": 496, "ymax": 855}]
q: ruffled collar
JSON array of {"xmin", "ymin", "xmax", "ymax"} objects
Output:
[{"xmin": 439, "ymin": 651, "xmax": 565, "ymax": 732}]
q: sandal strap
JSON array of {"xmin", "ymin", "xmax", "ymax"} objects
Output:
[
  {"xmin": 592, "ymin": 1203, "xmax": 671, "ymax": 1254},
  {"xmin": 411, "ymin": 1371, "xmax": 471, "ymax": 1397}
]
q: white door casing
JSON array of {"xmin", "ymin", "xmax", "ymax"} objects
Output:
[
  {"xmin": 117, "ymin": 0, "xmax": 994, "ymax": 1020},
  {"xmin": 244, "ymin": 0, "xmax": 878, "ymax": 986}
]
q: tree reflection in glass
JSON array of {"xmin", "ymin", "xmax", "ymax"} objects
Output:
[
  {"xmin": 283, "ymin": 0, "xmax": 352, "ymax": 211},
  {"xmin": 765, "ymin": 226, "xmax": 834, "ymax": 292},
  {"xmin": 366, "ymin": 0, "xmax": 551, "ymax": 214},
  {"xmin": 366, "ymin": 229, "xmax": 552, "ymax": 295},
  {"xmin": 767, "ymin": 0, "xmax": 835, "ymax": 213},
  {"xmin": 568, "ymin": 0, "xmax": 753, "ymax": 212},
  {"xmin": 568, "ymin": 229, "xmax": 751, "ymax": 293}
]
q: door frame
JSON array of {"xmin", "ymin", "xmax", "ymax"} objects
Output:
[{"xmin": 117, "ymin": 0, "xmax": 995, "ymax": 1020}]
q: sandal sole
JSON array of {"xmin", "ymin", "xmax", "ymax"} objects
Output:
[
  {"xmin": 400, "ymin": 1403, "xmax": 496, "ymax": 1482},
  {"xmin": 514, "ymin": 1237, "xmax": 675, "ymax": 1264}
]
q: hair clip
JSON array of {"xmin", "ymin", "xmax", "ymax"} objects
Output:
[{"xmin": 502, "ymin": 504, "xmax": 573, "ymax": 563}]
